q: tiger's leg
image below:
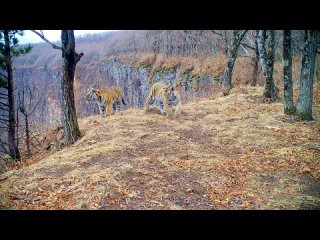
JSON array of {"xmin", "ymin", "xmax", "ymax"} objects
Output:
[
  {"xmin": 115, "ymin": 101, "xmax": 120, "ymax": 112},
  {"xmin": 144, "ymin": 95, "xmax": 154, "ymax": 112},
  {"xmin": 159, "ymin": 101, "xmax": 165, "ymax": 115},
  {"xmin": 106, "ymin": 102, "xmax": 113, "ymax": 117},
  {"xmin": 112, "ymin": 102, "xmax": 117, "ymax": 114},
  {"xmin": 163, "ymin": 100, "xmax": 172, "ymax": 117},
  {"xmin": 98, "ymin": 105, "xmax": 106, "ymax": 117},
  {"xmin": 174, "ymin": 102, "xmax": 182, "ymax": 119}
]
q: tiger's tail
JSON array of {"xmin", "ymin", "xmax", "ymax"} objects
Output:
[{"xmin": 122, "ymin": 98, "xmax": 127, "ymax": 105}]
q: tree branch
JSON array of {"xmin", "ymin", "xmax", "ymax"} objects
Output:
[
  {"xmin": 0, "ymin": 105, "xmax": 8, "ymax": 111},
  {"xmin": 240, "ymin": 44, "xmax": 250, "ymax": 56},
  {"xmin": 28, "ymin": 130, "xmax": 43, "ymax": 148},
  {"xmin": 75, "ymin": 52, "xmax": 84, "ymax": 64},
  {"xmin": 212, "ymin": 30, "xmax": 254, "ymax": 51},
  {"xmin": 212, "ymin": 30, "xmax": 224, "ymax": 38},
  {"xmin": 0, "ymin": 148, "xmax": 10, "ymax": 155},
  {"xmin": 31, "ymin": 30, "xmax": 63, "ymax": 50},
  {"xmin": 0, "ymin": 118, "xmax": 9, "ymax": 122},
  {"xmin": 241, "ymin": 42, "xmax": 255, "ymax": 51},
  {"xmin": 0, "ymin": 72, "xmax": 8, "ymax": 80},
  {"xmin": 0, "ymin": 95, "xmax": 9, "ymax": 101},
  {"xmin": 27, "ymin": 96, "xmax": 43, "ymax": 116},
  {"xmin": 0, "ymin": 98, "xmax": 9, "ymax": 107}
]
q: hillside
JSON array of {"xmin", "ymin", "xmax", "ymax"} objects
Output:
[
  {"xmin": 10, "ymin": 30, "xmax": 308, "ymax": 129},
  {"xmin": 0, "ymin": 86, "xmax": 320, "ymax": 210}
]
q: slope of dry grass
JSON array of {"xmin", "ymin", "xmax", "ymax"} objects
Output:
[{"xmin": 0, "ymin": 86, "xmax": 319, "ymax": 210}]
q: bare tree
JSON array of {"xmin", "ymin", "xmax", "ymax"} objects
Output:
[
  {"xmin": 257, "ymin": 30, "xmax": 268, "ymax": 76},
  {"xmin": 257, "ymin": 30, "xmax": 279, "ymax": 101},
  {"xmin": 3, "ymin": 30, "xmax": 19, "ymax": 159},
  {"xmin": 218, "ymin": 30, "xmax": 247, "ymax": 95},
  {"xmin": 283, "ymin": 30, "xmax": 295, "ymax": 114},
  {"xmin": 32, "ymin": 30, "xmax": 84, "ymax": 145},
  {"xmin": 18, "ymin": 84, "xmax": 43, "ymax": 157},
  {"xmin": 252, "ymin": 31, "xmax": 260, "ymax": 86},
  {"xmin": 0, "ymin": 30, "xmax": 32, "ymax": 160},
  {"xmin": 316, "ymin": 48, "xmax": 320, "ymax": 82},
  {"xmin": 295, "ymin": 30, "xmax": 319, "ymax": 120}
]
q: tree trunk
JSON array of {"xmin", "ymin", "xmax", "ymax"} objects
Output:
[
  {"xmin": 221, "ymin": 30, "xmax": 247, "ymax": 95},
  {"xmin": 283, "ymin": 30, "xmax": 295, "ymax": 114},
  {"xmin": 263, "ymin": 30, "xmax": 279, "ymax": 101},
  {"xmin": 315, "ymin": 51, "xmax": 320, "ymax": 82},
  {"xmin": 25, "ymin": 114, "xmax": 31, "ymax": 157},
  {"xmin": 296, "ymin": 30, "xmax": 319, "ymax": 120},
  {"xmin": 60, "ymin": 30, "xmax": 83, "ymax": 145},
  {"xmin": 16, "ymin": 101, "xmax": 19, "ymax": 153},
  {"xmin": 257, "ymin": 30, "xmax": 267, "ymax": 76},
  {"xmin": 251, "ymin": 31, "xmax": 259, "ymax": 86},
  {"xmin": 4, "ymin": 30, "xmax": 20, "ymax": 160}
]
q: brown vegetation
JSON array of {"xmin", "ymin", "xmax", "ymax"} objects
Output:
[{"xmin": 0, "ymin": 84, "xmax": 319, "ymax": 209}]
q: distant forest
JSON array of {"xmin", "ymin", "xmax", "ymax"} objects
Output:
[{"xmin": 15, "ymin": 30, "xmax": 306, "ymax": 67}]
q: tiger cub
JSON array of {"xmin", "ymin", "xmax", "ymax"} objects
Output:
[
  {"xmin": 144, "ymin": 82, "xmax": 182, "ymax": 118},
  {"xmin": 85, "ymin": 86, "xmax": 127, "ymax": 117}
]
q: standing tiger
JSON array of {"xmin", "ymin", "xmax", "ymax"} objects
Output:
[
  {"xmin": 144, "ymin": 82, "xmax": 182, "ymax": 119},
  {"xmin": 85, "ymin": 86, "xmax": 127, "ymax": 117}
]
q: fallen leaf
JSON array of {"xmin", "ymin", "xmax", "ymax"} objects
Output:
[
  {"xmin": 0, "ymin": 176, "xmax": 9, "ymax": 181},
  {"xmin": 300, "ymin": 166, "xmax": 311, "ymax": 174},
  {"xmin": 88, "ymin": 140, "xmax": 97, "ymax": 145}
]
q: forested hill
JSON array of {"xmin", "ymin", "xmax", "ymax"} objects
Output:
[
  {"xmin": 12, "ymin": 30, "xmax": 310, "ymax": 129},
  {"xmin": 15, "ymin": 30, "xmax": 305, "ymax": 67}
]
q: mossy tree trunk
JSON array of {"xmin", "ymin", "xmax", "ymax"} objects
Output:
[
  {"xmin": 251, "ymin": 30, "xmax": 260, "ymax": 86},
  {"xmin": 220, "ymin": 30, "xmax": 247, "ymax": 95},
  {"xmin": 283, "ymin": 30, "xmax": 295, "ymax": 114},
  {"xmin": 3, "ymin": 30, "xmax": 20, "ymax": 160},
  {"xmin": 295, "ymin": 30, "xmax": 319, "ymax": 121},
  {"xmin": 60, "ymin": 30, "xmax": 83, "ymax": 145},
  {"xmin": 257, "ymin": 30, "xmax": 267, "ymax": 76},
  {"xmin": 315, "ymin": 50, "xmax": 320, "ymax": 82},
  {"xmin": 257, "ymin": 30, "xmax": 280, "ymax": 101}
]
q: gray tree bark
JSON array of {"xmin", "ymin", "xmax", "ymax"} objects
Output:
[
  {"xmin": 31, "ymin": 30, "xmax": 83, "ymax": 145},
  {"xmin": 60, "ymin": 30, "xmax": 83, "ymax": 145},
  {"xmin": 283, "ymin": 30, "xmax": 295, "ymax": 114},
  {"xmin": 296, "ymin": 30, "xmax": 319, "ymax": 120},
  {"xmin": 263, "ymin": 30, "xmax": 279, "ymax": 101},
  {"xmin": 257, "ymin": 30, "xmax": 267, "ymax": 76},
  {"xmin": 24, "ymin": 114, "xmax": 31, "ymax": 156},
  {"xmin": 315, "ymin": 50, "xmax": 320, "ymax": 82},
  {"xmin": 220, "ymin": 30, "xmax": 247, "ymax": 95},
  {"xmin": 252, "ymin": 30, "xmax": 259, "ymax": 86},
  {"xmin": 3, "ymin": 30, "xmax": 20, "ymax": 160}
]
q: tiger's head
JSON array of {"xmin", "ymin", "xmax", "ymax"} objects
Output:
[
  {"xmin": 165, "ymin": 86, "xmax": 177, "ymax": 102},
  {"xmin": 85, "ymin": 88, "xmax": 97, "ymax": 102}
]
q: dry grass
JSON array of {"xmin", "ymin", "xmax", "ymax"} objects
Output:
[
  {"xmin": 102, "ymin": 53, "xmax": 305, "ymax": 94},
  {"xmin": 190, "ymin": 53, "xmax": 227, "ymax": 77},
  {"xmin": 106, "ymin": 52, "xmax": 227, "ymax": 81},
  {"xmin": 1, "ymin": 85, "xmax": 319, "ymax": 210}
]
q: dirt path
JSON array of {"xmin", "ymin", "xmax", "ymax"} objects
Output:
[{"xmin": 1, "ymin": 86, "xmax": 319, "ymax": 209}]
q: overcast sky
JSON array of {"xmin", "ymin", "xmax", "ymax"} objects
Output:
[{"xmin": 18, "ymin": 30, "xmax": 120, "ymax": 44}]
